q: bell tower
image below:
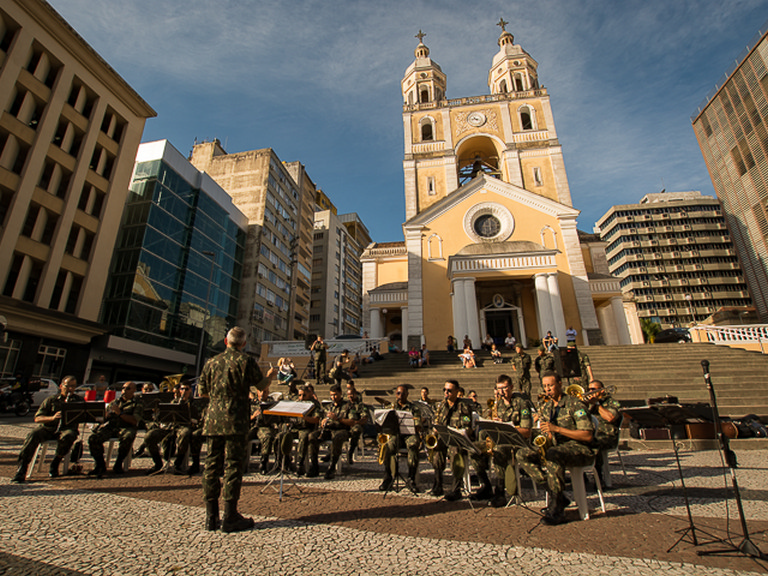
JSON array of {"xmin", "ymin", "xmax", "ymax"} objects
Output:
[
  {"xmin": 401, "ymin": 30, "xmax": 446, "ymax": 106},
  {"xmin": 487, "ymin": 18, "xmax": 539, "ymax": 94}
]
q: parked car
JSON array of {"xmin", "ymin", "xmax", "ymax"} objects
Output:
[
  {"xmin": 27, "ymin": 378, "xmax": 59, "ymax": 406},
  {"xmin": 655, "ymin": 328, "xmax": 691, "ymax": 343}
]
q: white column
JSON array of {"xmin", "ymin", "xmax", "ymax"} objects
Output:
[
  {"xmin": 463, "ymin": 277, "xmax": 481, "ymax": 349},
  {"xmin": 452, "ymin": 279, "xmax": 467, "ymax": 344},
  {"xmin": 547, "ymin": 273, "xmax": 567, "ymax": 345},
  {"xmin": 534, "ymin": 273, "xmax": 554, "ymax": 341},
  {"xmin": 479, "ymin": 310, "xmax": 487, "ymax": 342},
  {"xmin": 401, "ymin": 306, "xmax": 409, "ymax": 351},
  {"xmin": 610, "ymin": 296, "xmax": 632, "ymax": 345},
  {"xmin": 516, "ymin": 293, "xmax": 527, "ymax": 348},
  {"xmin": 370, "ymin": 308, "xmax": 383, "ymax": 339},
  {"xmin": 596, "ymin": 304, "xmax": 618, "ymax": 345}
]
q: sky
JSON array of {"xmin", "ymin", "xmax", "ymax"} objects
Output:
[{"xmin": 48, "ymin": 0, "xmax": 768, "ymax": 242}]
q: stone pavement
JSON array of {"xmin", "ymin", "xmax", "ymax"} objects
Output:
[{"xmin": 1, "ymin": 417, "xmax": 768, "ymax": 576}]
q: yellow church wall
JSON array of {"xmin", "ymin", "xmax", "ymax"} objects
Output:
[
  {"xmin": 417, "ymin": 168, "xmax": 449, "ymax": 212},
  {"xmin": 375, "ymin": 257, "xmax": 409, "ymax": 286},
  {"xmin": 519, "ymin": 157, "xmax": 560, "ymax": 203},
  {"xmin": 506, "ymin": 99, "xmax": 547, "ymax": 132},
  {"xmin": 411, "ymin": 112, "xmax": 445, "ymax": 142}
]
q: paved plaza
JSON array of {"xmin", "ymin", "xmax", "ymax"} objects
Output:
[{"xmin": 1, "ymin": 417, "xmax": 768, "ymax": 576}]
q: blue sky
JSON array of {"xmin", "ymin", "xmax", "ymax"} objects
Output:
[{"xmin": 49, "ymin": 0, "xmax": 767, "ymax": 241}]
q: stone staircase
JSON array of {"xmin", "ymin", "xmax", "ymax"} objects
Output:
[{"xmin": 348, "ymin": 343, "xmax": 768, "ymax": 419}]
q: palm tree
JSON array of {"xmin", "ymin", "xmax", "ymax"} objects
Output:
[{"xmin": 640, "ymin": 318, "xmax": 662, "ymax": 343}]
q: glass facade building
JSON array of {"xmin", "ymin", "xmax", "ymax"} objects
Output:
[{"xmin": 97, "ymin": 141, "xmax": 246, "ymax": 375}]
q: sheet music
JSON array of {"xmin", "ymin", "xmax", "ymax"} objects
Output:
[{"xmin": 263, "ymin": 401, "xmax": 314, "ymax": 417}]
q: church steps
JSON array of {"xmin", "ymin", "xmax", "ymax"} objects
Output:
[{"xmin": 350, "ymin": 343, "xmax": 768, "ymax": 419}]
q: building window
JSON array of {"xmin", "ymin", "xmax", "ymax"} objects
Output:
[
  {"xmin": 427, "ymin": 177, "xmax": 436, "ymax": 196},
  {"xmin": 533, "ymin": 167, "xmax": 543, "ymax": 186},
  {"xmin": 519, "ymin": 105, "xmax": 534, "ymax": 131}
]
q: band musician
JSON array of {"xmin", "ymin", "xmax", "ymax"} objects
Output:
[
  {"xmin": 88, "ymin": 381, "xmax": 144, "ymax": 477},
  {"xmin": 586, "ymin": 379, "xmax": 621, "ymax": 486},
  {"xmin": 12, "ymin": 376, "xmax": 81, "ymax": 482},
  {"xmin": 378, "ymin": 384, "xmax": 422, "ymax": 494},
  {"xmin": 317, "ymin": 384, "xmax": 352, "ymax": 480},
  {"xmin": 428, "ymin": 379, "xmax": 473, "ymax": 501},
  {"xmin": 516, "ymin": 371, "xmax": 594, "ymax": 525},
  {"xmin": 277, "ymin": 384, "xmax": 322, "ymax": 477},
  {"xmin": 470, "ymin": 374, "xmax": 533, "ymax": 507}
]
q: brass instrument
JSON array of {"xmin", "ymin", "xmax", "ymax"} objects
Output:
[
  {"xmin": 159, "ymin": 373, "xmax": 185, "ymax": 393},
  {"xmin": 583, "ymin": 385, "xmax": 617, "ymax": 402},
  {"xmin": 484, "ymin": 434, "xmax": 495, "ymax": 455},
  {"xmin": 565, "ymin": 383, "xmax": 585, "ymax": 400},
  {"xmin": 533, "ymin": 433, "xmax": 552, "ymax": 463},
  {"xmin": 424, "ymin": 432, "xmax": 439, "ymax": 450},
  {"xmin": 377, "ymin": 433, "xmax": 391, "ymax": 465}
]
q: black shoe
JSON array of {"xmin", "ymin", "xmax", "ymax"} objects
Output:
[
  {"xmin": 171, "ymin": 466, "xmax": 186, "ymax": 475},
  {"xmin": 347, "ymin": 453, "xmax": 354, "ymax": 466},
  {"xmin": 11, "ymin": 463, "xmax": 27, "ymax": 483},
  {"xmin": 306, "ymin": 463, "xmax": 319, "ymax": 478},
  {"xmin": 321, "ymin": 454, "xmax": 331, "ymax": 463},
  {"xmin": 146, "ymin": 463, "xmax": 163, "ymax": 476},
  {"xmin": 221, "ymin": 512, "xmax": 255, "ymax": 533},
  {"xmin": 542, "ymin": 511, "xmax": 567, "ymax": 525},
  {"xmin": 88, "ymin": 466, "xmax": 106, "ymax": 478},
  {"xmin": 49, "ymin": 457, "xmax": 61, "ymax": 478},
  {"xmin": 379, "ymin": 477, "xmax": 394, "ymax": 492},
  {"xmin": 470, "ymin": 485, "xmax": 494, "ymax": 501},
  {"xmin": 324, "ymin": 468, "xmax": 335, "ymax": 480},
  {"xmin": 444, "ymin": 490, "xmax": 462, "ymax": 502},
  {"xmin": 112, "ymin": 464, "xmax": 125, "ymax": 475},
  {"xmin": 205, "ymin": 501, "xmax": 219, "ymax": 532},
  {"xmin": 491, "ymin": 494, "xmax": 507, "ymax": 508},
  {"xmin": 188, "ymin": 463, "xmax": 200, "ymax": 475},
  {"xmin": 296, "ymin": 465, "xmax": 305, "ymax": 477},
  {"xmin": 405, "ymin": 478, "xmax": 420, "ymax": 495},
  {"xmin": 428, "ymin": 483, "xmax": 444, "ymax": 497}
]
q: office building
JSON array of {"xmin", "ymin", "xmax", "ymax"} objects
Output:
[
  {"xmin": 691, "ymin": 21, "xmax": 768, "ymax": 320},
  {"xmin": 596, "ymin": 191, "xmax": 751, "ymax": 328},
  {"xmin": 94, "ymin": 140, "xmax": 247, "ymax": 381},
  {"xmin": 0, "ymin": 0, "xmax": 155, "ymax": 379}
]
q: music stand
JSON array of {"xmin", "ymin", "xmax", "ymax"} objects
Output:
[
  {"xmin": 147, "ymin": 403, "xmax": 193, "ymax": 475},
  {"xmin": 433, "ymin": 424, "xmax": 481, "ymax": 507},
  {"xmin": 141, "ymin": 392, "xmax": 175, "ymax": 412},
  {"xmin": 61, "ymin": 401, "xmax": 106, "ymax": 426},
  {"xmin": 374, "ymin": 409, "xmax": 416, "ymax": 497},
  {"xmin": 622, "ymin": 405, "xmax": 715, "ymax": 552},
  {"xmin": 261, "ymin": 401, "xmax": 313, "ymax": 501}
]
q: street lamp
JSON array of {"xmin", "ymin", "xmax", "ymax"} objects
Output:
[{"xmin": 196, "ymin": 250, "xmax": 216, "ymax": 377}]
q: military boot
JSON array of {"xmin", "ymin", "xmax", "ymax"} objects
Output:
[
  {"xmin": 49, "ymin": 456, "xmax": 62, "ymax": 478},
  {"xmin": 324, "ymin": 455, "xmax": 339, "ymax": 480},
  {"xmin": 205, "ymin": 500, "xmax": 219, "ymax": 531},
  {"xmin": 146, "ymin": 455, "xmax": 163, "ymax": 475},
  {"xmin": 188, "ymin": 455, "xmax": 201, "ymax": 475},
  {"xmin": 405, "ymin": 465, "xmax": 420, "ymax": 494},
  {"xmin": 470, "ymin": 469, "xmax": 494, "ymax": 501},
  {"xmin": 113, "ymin": 447, "xmax": 130, "ymax": 474},
  {"xmin": 221, "ymin": 500, "xmax": 254, "ymax": 533},
  {"xmin": 428, "ymin": 470, "xmax": 444, "ymax": 497},
  {"xmin": 490, "ymin": 485, "xmax": 507, "ymax": 508},
  {"xmin": 444, "ymin": 475, "xmax": 463, "ymax": 501},
  {"xmin": 259, "ymin": 455, "xmax": 271, "ymax": 475},
  {"xmin": 12, "ymin": 457, "xmax": 31, "ymax": 483},
  {"xmin": 306, "ymin": 454, "xmax": 319, "ymax": 478},
  {"xmin": 88, "ymin": 454, "xmax": 107, "ymax": 478},
  {"xmin": 347, "ymin": 437, "xmax": 358, "ymax": 465}
]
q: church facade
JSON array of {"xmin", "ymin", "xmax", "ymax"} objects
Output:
[{"xmin": 362, "ymin": 25, "xmax": 633, "ymax": 351}]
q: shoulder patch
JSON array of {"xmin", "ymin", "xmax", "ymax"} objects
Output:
[
  {"xmin": 574, "ymin": 409, "xmax": 587, "ymax": 419},
  {"xmin": 521, "ymin": 408, "xmax": 530, "ymax": 416}
]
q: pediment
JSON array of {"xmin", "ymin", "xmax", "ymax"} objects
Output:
[{"xmin": 404, "ymin": 174, "xmax": 579, "ymax": 230}]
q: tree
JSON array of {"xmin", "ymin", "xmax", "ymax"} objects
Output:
[{"xmin": 640, "ymin": 318, "xmax": 662, "ymax": 343}]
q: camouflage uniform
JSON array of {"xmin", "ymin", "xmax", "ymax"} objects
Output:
[
  {"xmin": 472, "ymin": 393, "xmax": 533, "ymax": 498},
  {"xmin": 516, "ymin": 394, "xmax": 594, "ymax": 498},
  {"xmin": 590, "ymin": 394, "xmax": 621, "ymax": 451},
  {"xmin": 291, "ymin": 398, "xmax": 323, "ymax": 475},
  {"xmin": 380, "ymin": 400, "xmax": 422, "ymax": 482},
  {"xmin": 145, "ymin": 396, "xmax": 204, "ymax": 470},
  {"xmin": 316, "ymin": 399, "xmax": 351, "ymax": 462},
  {"xmin": 512, "ymin": 350, "xmax": 533, "ymax": 397},
  {"xmin": 199, "ymin": 346, "xmax": 267, "ymax": 504},
  {"xmin": 346, "ymin": 393, "xmax": 368, "ymax": 462},
  {"xmin": 571, "ymin": 350, "xmax": 592, "ymax": 388},
  {"xmin": 18, "ymin": 392, "xmax": 83, "ymax": 463},
  {"xmin": 247, "ymin": 399, "xmax": 280, "ymax": 473},
  {"xmin": 535, "ymin": 352, "xmax": 556, "ymax": 382},
  {"xmin": 310, "ymin": 340, "xmax": 327, "ymax": 385},
  {"xmin": 430, "ymin": 398, "xmax": 474, "ymax": 495},
  {"xmin": 89, "ymin": 394, "xmax": 144, "ymax": 471}
]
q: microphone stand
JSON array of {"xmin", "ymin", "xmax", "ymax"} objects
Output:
[{"xmin": 697, "ymin": 360, "xmax": 766, "ymax": 560}]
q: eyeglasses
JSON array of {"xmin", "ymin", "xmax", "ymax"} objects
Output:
[
  {"xmin": 443, "ymin": 388, "xmax": 454, "ymax": 393},
  {"xmin": 180, "ymin": 387, "xmax": 190, "ymax": 390}
]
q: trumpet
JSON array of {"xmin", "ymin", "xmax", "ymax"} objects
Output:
[
  {"xmin": 565, "ymin": 383, "xmax": 617, "ymax": 402},
  {"xmin": 377, "ymin": 433, "xmax": 391, "ymax": 465}
]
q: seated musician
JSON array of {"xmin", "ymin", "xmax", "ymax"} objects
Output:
[
  {"xmin": 316, "ymin": 384, "xmax": 352, "ymax": 480},
  {"xmin": 144, "ymin": 382, "xmax": 204, "ymax": 474},
  {"xmin": 345, "ymin": 382, "xmax": 368, "ymax": 465},
  {"xmin": 12, "ymin": 376, "xmax": 81, "ymax": 482},
  {"xmin": 428, "ymin": 379, "xmax": 474, "ymax": 501},
  {"xmin": 516, "ymin": 372, "xmax": 594, "ymax": 525},
  {"xmin": 133, "ymin": 383, "xmax": 158, "ymax": 458},
  {"xmin": 88, "ymin": 381, "xmax": 144, "ymax": 477},
  {"xmin": 247, "ymin": 387, "xmax": 280, "ymax": 475},
  {"xmin": 275, "ymin": 384, "xmax": 322, "ymax": 476},
  {"xmin": 470, "ymin": 374, "xmax": 533, "ymax": 507},
  {"xmin": 379, "ymin": 384, "xmax": 422, "ymax": 494},
  {"xmin": 586, "ymin": 379, "xmax": 621, "ymax": 486}
]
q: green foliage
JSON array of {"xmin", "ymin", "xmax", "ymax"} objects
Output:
[{"xmin": 640, "ymin": 318, "xmax": 662, "ymax": 343}]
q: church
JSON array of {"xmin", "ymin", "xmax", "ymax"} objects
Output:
[{"xmin": 361, "ymin": 23, "xmax": 635, "ymax": 351}]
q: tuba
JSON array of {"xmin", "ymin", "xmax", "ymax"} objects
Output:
[
  {"xmin": 159, "ymin": 373, "xmax": 185, "ymax": 393},
  {"xmin": 565, "ymin": 383, "xmax": 586, "ymax": 400}
]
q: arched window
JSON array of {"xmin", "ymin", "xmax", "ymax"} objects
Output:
[
  {"xmin": 421, "ymin": 122, "xmax": 433, "ymax": 141},
  {"xmin": 499, "ymin": 80, "xmax": 508, "ymax": 94},
  {"xmin": 540, "ymin": 225, "xmax": 558, "ymax": 250},
  {"xmin": 427, "ymin": 233, "xmax": 443, "ymax": 260},
  {"xmin": 519, "ymin": 105, "xmax": 535, "ymax": 131},
  {"xmin": 407, "ymin": 91, "xmax": 414, "ymax": 105},
  {"xmin": 420, "ymin": 88, "xmax": 429, "ymax": 103},
  {"xmin": 514, "ymin": 73, "xmax": 524, "ymax": 92}
]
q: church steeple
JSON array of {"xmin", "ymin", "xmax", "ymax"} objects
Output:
[
  {"xmin": 401, "ymin": 30, "xmax": 447, "ymax": 105},
  {"xmin": 488, "ymin": 18, "xmax": 539, "ymax": 94}
]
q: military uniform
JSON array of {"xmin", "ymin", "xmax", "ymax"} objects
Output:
[
  {"xmin": 516, "ymin": 393, "xmax": 594, "ymax": 520},
  {"xmin": 310, "ymin": 340, "xmax": 327, "ymax": 385},
  {"xmin": 535, "ymin": 352, "xmax": 556, "ymax": 381},
  {"xmin": 346, "ymin": 393, "xmax": 368, "ymax": 463},
  {"xmin": 590, "ymin": 394, "xmax": 621, "ymax": 451},
  {"xmin": 430, "ymin": 398, "xmax": 474, "ymax": 497},
  {"xmin": 471, "ymin": 393, "xmax": 533, "ymax": 503},
  {"xmin": 291, "ymin": 398, "xmax": 323, "ymax": 476},
  {"xmin": 199, "ymin": 346, "xmax": 267, "ymax": 507},
  {"xmin": 247, "ymin": 399, "xmax": 280, "ymax": 473},
  {"xmin": 512, "ymin": 350, "xmax": 533, "ymax": 397},
  {"xmin": 14, "ymin": 392, "xmax": 83, "ymax": 479},
  {"xmin": 316, "ymin": 399, "xmax": 351, "ymax": 464},
  {"xmin": 380, "ymin": 400, "xmax": 422, "ymax": 489},
  {"xmin": 570, "ymin": 350, "xmax": 592, "ymax": 388},
  {"xmin": 88, "ymin": 394, "xmax": 144, "ymax": 474}
]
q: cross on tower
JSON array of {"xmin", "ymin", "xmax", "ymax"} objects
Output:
[
  {"xmin": 415, "ymin": 30, "xmax": 427, "ymax": 43},
  {"xmin": 497, "ymin": 18, "xmax": 509, "ymax": 32}
]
